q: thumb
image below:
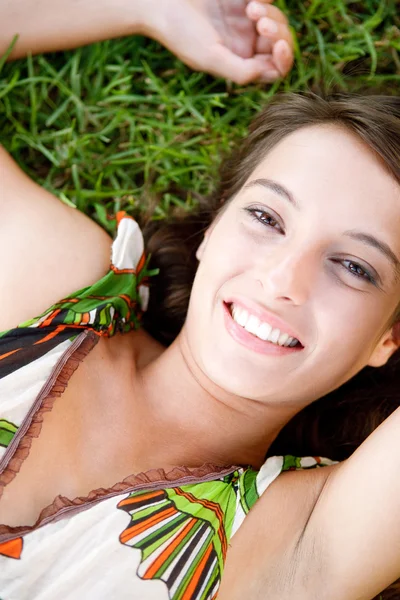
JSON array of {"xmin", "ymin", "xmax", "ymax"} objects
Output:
[{"xmin": 205, "ymin": 45, "xmax": 280, "ymax": 85}]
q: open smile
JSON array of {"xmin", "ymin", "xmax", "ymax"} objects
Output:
[{"xmin": 223, "ymin": 302, "xmax": 304, "ymax": 356}]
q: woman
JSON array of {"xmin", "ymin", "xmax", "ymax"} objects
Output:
[{"xmin": 1, "ymin": 2, "xmax": 400, "ymax": 600}]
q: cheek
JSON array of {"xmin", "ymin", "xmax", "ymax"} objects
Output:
[
  {"xmin": 200, "ymin": 229, "xmax": 253, "ymax": 290},
  {"xmin": 314, "ymin": 301, "xmax": 388, "ymax": 381},
  {"xmin": 185, "ymin": 228, "xmax": 253, "ymax": 342}
]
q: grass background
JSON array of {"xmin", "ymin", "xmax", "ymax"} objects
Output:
[{"xmin": 0, "ymin": 0, "xmax": 399, "ymax": 233}]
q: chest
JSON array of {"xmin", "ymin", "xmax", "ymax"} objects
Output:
[{"xmin": 0, "ymin": 335, "xmax": 170, "ymax": 528}]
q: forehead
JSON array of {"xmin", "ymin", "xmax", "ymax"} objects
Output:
[{"xmin": 240, "ymin": 124, "xmax": 400, "ymax": 232}]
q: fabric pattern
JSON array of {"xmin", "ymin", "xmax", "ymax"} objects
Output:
[{"xmin": 116, "ymin": 456, "xmax": 334, "ymax": 600}]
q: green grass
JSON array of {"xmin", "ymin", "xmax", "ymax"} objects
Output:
[{"xmin": 0, "ymin": 0, "xmax": 399, "ymax": 232}]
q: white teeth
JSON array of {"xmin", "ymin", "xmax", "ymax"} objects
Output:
[
  {"xmin": 245, "ymin": 315, "xmax": 260, "ymax": 335},
  {"xmin": 237, "ymin": 308, "xmax": 249, "ymax": 327},
  {"xmin": 268, "ymin": 328, "xmax": 281, "ymax": 344},
  {"xmin": 257, "ymin": 322, "xmax": 272, "ymax": 341},
  {"xmin": 230, "ymin": 303, "xmax": 300, "ymax": 348},
  {"xmin": 278, "ymin": 332, "xmax": 289, "ymax": 346}
]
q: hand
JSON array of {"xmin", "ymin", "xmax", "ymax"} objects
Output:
[{"xmin": 151, "ymin": 0, "xmax": 294, "ymax": 85}]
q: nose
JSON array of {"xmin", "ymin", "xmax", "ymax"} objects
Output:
[{"xmin": 258, "ymin": 244, "xmax": 318, "ymax": 306}]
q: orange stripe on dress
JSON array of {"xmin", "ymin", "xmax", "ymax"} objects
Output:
[
  {"xmin": 116, "ymin": 211, "xmax": 135, "ymax": 225},
  {"xmin": 59, "ymin": 297, "xmax": 79, "ymax": 304},
  {"xmin": 119, "ymin": 294, "xmax": 133, "ymax": 304},
  {"xmin": 119, "ymin": 506, "xmax": 177, "ymax": 543},
  {"xmin": 144, "ymin": 519, "xmax": 197, "ymax": 579},
  {"xmin": 39, "ymin": 308, "xmax": 62, "ymax": 328},
  {"xmin": 174, "ymin": 489, "xmax": 225, "ymax": 522},
  {"xmin": 110, "ymin": 265, "xmax": 137, "ymax": 275},
  {"xmin": 0, "ymin": 348, "xmax": 20, "ymax": 361},
  {"xmin": 181, "ymin": 543, "xmax": 213, "ymax": 600},
  {"xmin": 117, "ymin": 490, "xmax": 164, "ymax": 508},
  {"xmin": 81, "ymin": 312, "xmax": 90, "ymax": 325},
  {"xmin": 174, "ymin": 488, "xmax": 227, "ymax": 557},
  {"xmin": 34, "ymin": 324, "xmax": 67, "ymax": 345},
  {"xmin": 0, "ymin": 537, "xmax": 23, "ymax": 559},
  {"xmin": 136, "ymin": 253, "xmax": 146, "ymax": 274}
]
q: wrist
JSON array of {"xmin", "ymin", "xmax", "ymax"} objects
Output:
[
  {"xmin": 1, "ymin": 0, "xmax": 172, "ymax": 60},
  {"xmin": 86, "ymin": 0, "xmax": 166, "ymax": 41},
  {"xmin": 126, "ymin": 0, "xmax": 168, "ymax": 40}
]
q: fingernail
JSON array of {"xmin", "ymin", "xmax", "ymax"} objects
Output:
[
  {"xmin": 259, "ymin": 17, "xmax": 278, "ymax": 35},
  {"xmin": 280, "ymin": 40, "xmax": 291, "ymax": 56},
  {"xmin": 247, "ymin": 1, "xmax": 263, "ymax": 18}
]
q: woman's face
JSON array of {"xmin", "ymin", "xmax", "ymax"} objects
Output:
[{"xmin": 182, "ymin": 125, "xmax": 400, "ymax": 408}]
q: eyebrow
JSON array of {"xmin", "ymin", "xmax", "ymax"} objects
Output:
[
  {"xmin": 244, "ymin": 178, "xmax": 400, "ymax": 282},
  {"xmin": 243, "ymin": 178, "xmax": 300, "ymax": 209},
  {"xmin": 343, "ymin": 230, "xmax": 400, "ymax": 282}
]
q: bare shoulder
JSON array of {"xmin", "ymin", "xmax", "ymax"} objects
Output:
[
  {"xmin": 0, "ymin": 146, "xmax": 112, "ymax": 331},
  {"xmin": 219, "ymin": 461, "xmax": 343, "ymax": 600}
]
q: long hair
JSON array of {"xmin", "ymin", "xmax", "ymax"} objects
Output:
[{"xmin": 141, "ymin": 92, "xmax": 400, "ymax": 599}]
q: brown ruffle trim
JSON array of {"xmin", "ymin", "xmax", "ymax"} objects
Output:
[
  {"xmin": 0, "ymin": 332, "xmax": 99, "ymax": 499},
  {"xmin": 0, "ymin": 462, "xmax": 236, "ymax": 539}
]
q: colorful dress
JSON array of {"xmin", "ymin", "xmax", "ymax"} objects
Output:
[{"xmin": 0, "ymin": 213, "xmax": 336, "ymax": 599}]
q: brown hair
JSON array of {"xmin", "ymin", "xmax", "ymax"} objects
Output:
[{"xmin": 141, "ymin": 92, "xmax": 400, "ymax": 599}]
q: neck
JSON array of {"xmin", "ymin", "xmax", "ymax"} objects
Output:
[{"xmin": 137, "ymin": 328, "xmax": 301, "ymax": 470}]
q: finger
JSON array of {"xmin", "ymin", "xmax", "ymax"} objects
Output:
[
  {"xmin": 256, "ymin": 17, "xmax": 294, "ymax": 50},
  {"xmin": 255, "ymin": 36, "xmax": 273, "ymax": 55},
  {"xmin": 253, "ymin": 54, "xmax": 281, "ymax": 82},
  {"xmin": 271, "ymin": 39, "xmax": 294, "ymax": 77},
  {"xmin": 246, "ymin": 1, "xmax": 289, "ymax": 25},
  {"xmin": 206, "ymin": 45, "xmax": 280, "ymax": 85}
]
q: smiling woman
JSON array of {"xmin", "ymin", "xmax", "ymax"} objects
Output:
[
  {"xmin": 143, "ymin": 93, "xmax": 400, "ymax": 346},
  {"xmin": 1, "ymin": 83, "xmax": 400, "ymax": 598},
  {"xmin": 1, "ymin": 0, "xmax": 400, "ymax": 596},
  {"xmin": 141, "ymin": 92, "xmax": 400, "ymax": 599}
]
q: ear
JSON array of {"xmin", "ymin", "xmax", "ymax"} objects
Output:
[{"xmin": 368, "ymin": 323, "xmax": 400, "ymax": 368}]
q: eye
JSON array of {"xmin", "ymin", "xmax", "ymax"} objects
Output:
[
  {"xmin": 338, "ymin": 259, "xmax": 376, "ymax": 285},
  {"xmin": 245, "ymin": 207, "xmax": 284, "ymax": 233}
]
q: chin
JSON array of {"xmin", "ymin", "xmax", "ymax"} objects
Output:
[{"xmin": 201, "ymin": 352, "xmax": 268, "ymax": 398}]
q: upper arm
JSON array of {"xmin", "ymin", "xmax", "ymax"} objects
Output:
[
  {"xmin": 298, "ymin": 407, "xmax": 400, "ymax": 600},
  {"xmin": 0, "ymin": 146, "xmax": 113, "ymax": 331},
  {"xmin": 219, "ymin": 465, "xmax": 335, "ymax": 600}
]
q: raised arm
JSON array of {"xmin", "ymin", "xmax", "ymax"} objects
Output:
[
  {"xmin": 0, "ymin": 0, "xmax": 152, "ymax": 59},
  {"xmin": 299, "ymin": 403, "xmax": 400, "ymax": 599},
  {"xmin": 1, "ymin": 0, "xmax": 294, "ymax": 84},
  {"xmin": 218, "ymin": 403, "xmax": 400, "ymax": 600}
]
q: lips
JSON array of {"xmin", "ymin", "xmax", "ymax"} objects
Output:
[
  {"xmin": 223, "ymin": 296, "xmax": 304, "ymax": 347},
  {"xmin": 229, "ymin": 303, "xmax": 300, "ymax": 346},
  {"xmin": 222, "ymin": 301, "xmax": 304, "ymax": 356}
]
